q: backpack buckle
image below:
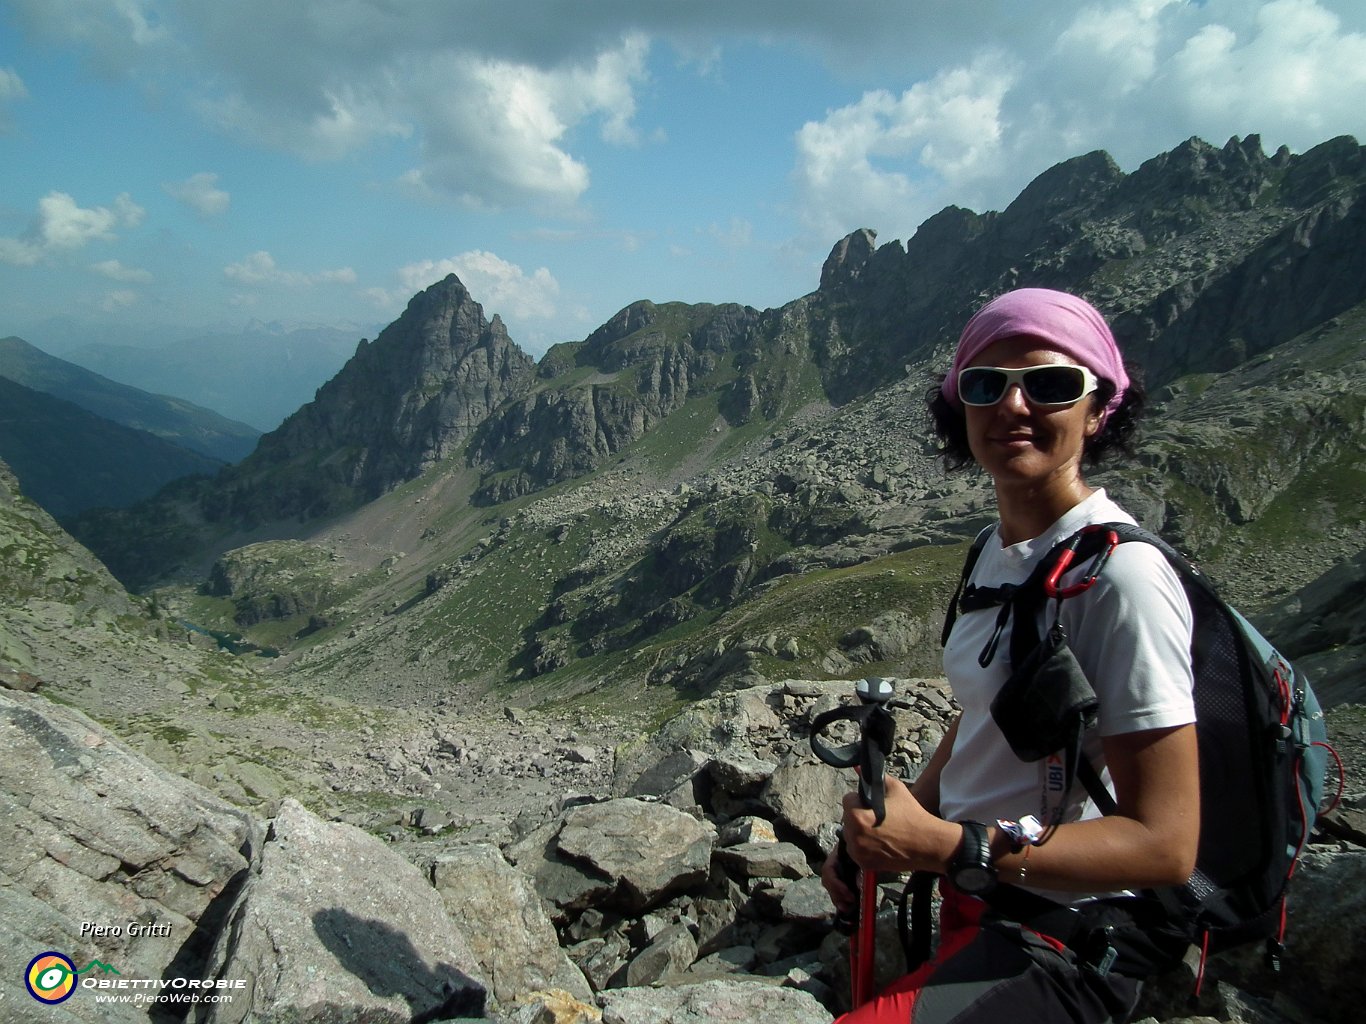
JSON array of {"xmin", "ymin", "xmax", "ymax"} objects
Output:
[
  {"xmin": 1090, "ymin": 945, "xmax": 1119, "ymax": 977},
  {"xmin": 1079, "ymin": 924, "xmax": 1120, "ymax": 977},
  {"xmin": 1045, "ymin": 525, "xmax": 1119, "ymax": 599}
]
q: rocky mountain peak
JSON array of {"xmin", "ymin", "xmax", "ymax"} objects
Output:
[
  {"xmin": 999, "ymin": 149, "xmax": 1124, "ymax": 228},
  {"xmin": 467, "ymin": 296, "xmax": 767, "ymax": 505},
  {"xmin": 584, "ymin": 300, "xmax": 662, "ymax": 351},
  {"xmin": 220, "ymin": 272, "xmax": 536, "ymax": 518},
  {"xmin": 1119, "ymin": 134, "xmax": 1275, "ymax": 214},
  {"xmin": 399, "ymin": 274, "xmax": 496, "ymax": 353},
  {"xmin": 819, "ymin": 228, "xmax": 879, "ymax": 291},
  {"xmin": 1283, "ymin": 134, "xmax": 1366, "ymax": 204}
]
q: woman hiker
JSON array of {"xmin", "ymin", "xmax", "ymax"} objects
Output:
[{"xmin": 822, "ymin": 288, "xmax": 1199, "ymax": 1023}]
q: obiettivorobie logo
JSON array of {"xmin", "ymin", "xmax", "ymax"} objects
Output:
[
  {"xmin": 25, "ymin": 952, "xmax": 119, "ymax": 1005},
  {"xmin": 23, "ymin": 949, "xmax": 245, "ymax": 1008}
]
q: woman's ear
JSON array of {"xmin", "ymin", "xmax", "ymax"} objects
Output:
[{"xmin": 1084, "ymin": 402, "xmax": 1105, "ymax": 438}]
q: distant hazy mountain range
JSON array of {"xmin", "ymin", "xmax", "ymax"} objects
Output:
[
  {"xmin": 0, "ymin": 336, "xmax": 260, "ymax": 463},
  {"xmin": 0, "ymin": 376, "xmax": 226, "ymax": 519},
  {"xmin": 58, "ymin": 323, "xmax": 375, "ymax": 432},
  {"xmin": 0, "ymin": 336, "xmax": 265, "ymax": 518}
]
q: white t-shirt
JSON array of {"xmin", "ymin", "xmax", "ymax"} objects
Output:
[{"xmin": 939, "ymin": 490, "xmax": 1195, "ymax": 870}]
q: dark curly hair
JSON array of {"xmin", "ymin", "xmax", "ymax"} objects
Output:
[{"xmin": 926, "ymin": 366, "xmax": 1146, "ymax": 472}]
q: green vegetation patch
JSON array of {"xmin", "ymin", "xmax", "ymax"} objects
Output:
[
  {"xmin": 511, "ymin": 538, "xmax": 973, "ymax": 707},
  {"xmin": 1240, "ymin": 450, "xmax": 1366, "ymax": 552},
  {"xmin": 406, "ymin": 513, "xmax": 610, "ymax": 683},
  {"xmin": 718, "ymin": 542, "xmax": 968, "ymax": 661}
]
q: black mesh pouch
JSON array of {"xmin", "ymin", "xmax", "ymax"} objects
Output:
[{"xmin": 990, "ymin": 620, "xmax": 1098, "ymax": 763}]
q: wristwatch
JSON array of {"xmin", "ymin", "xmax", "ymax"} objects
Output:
[{"xmin": 949, "ymin": 820, "xmax": 997, "ymax": 895}]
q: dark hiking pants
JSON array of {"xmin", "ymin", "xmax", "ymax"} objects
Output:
[{"xmin": 834, "ymin": 888, "xmax": 1142, "ymax": 1024}]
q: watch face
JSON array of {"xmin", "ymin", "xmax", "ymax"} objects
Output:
[{"xmin": 954, "ymin": 866, "xmax": 995, "ymax": 894}]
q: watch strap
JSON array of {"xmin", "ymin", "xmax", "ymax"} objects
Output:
[
  {"xmin": 957, "ymin": 820, "xmax": 990, "ymax": 867},
  {"xmin": 950, "ymin": 819, "xmax": 997, "ymax": 893}
]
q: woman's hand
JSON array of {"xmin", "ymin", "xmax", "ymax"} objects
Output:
[
  {"xmin": 820, "ymin": 843, "xmax": 856, "ymax": 916},
  {"xmin": 838, "ymin": 775, "xmax": 960, "ymax": 876}
]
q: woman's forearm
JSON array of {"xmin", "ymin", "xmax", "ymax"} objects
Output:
[
  {"xmin": 980, "ymin": 722, "xmax": 1199, "ymax": 892},
  {"xmin": 843, "ymin": 722, "xmax": 1199, "ymax": 893}
]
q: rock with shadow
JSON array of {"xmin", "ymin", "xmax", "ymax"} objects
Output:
[
  {"xmin": 0, "ymin": 689, "xmax": 255, "ymax": 1022},
  {"xmin": 195, "ymin": 798, "xmax": 486, "ymax": 1023}
]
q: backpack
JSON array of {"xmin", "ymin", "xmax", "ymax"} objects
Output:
[{"xmin": 940, "ymin": 521, "xmax": 1344, "ymax": 983}]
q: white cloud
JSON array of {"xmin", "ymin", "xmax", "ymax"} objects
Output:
[
  {"xmin": 401, "ymin": 36, "xmax": 649, "ymax": 208},
  {"xmin": 0, "ymin": 190, "xmax": 144, "ymax": 266},
  {"xmin": 91, "ymin": 258, "xmax": 154, "ymax": 283},
  {"xmin": 0, "ymin": 66, "xmax": 27, "ymax": 132},
  {"xmin": 997, "ymin": 0, "xmax": 1366, "ymax": 180},
  {"xmin": 563, "ymin": 32, "xmax": 650, "ymax": 147},
  {"xmin": 0, "ymin": 67, "xmax": 25, "ymax": 100},
  {"xmin": 0, "ymin": 237, "xmax": 42, "ymax": 266},
  {"xmin": 5, "ymin": 0, "xmax": 167, "ymax": 77},
  {"xmin": 36, "ymin": 191, "xmax": 143, "ymax": 249},
  {"xmin": 793, "ymin": 54, "xmax": 1018, "ymax": 240},
  {"xmin": 101, "ymin": 288, "xmax": 139, "ymax": 311},
  {"xmin": 1054, "ymin": 0, "xmax": 1180, "ymax": 97},
  {"xmin": 115, "ymin": 193, "xmax": 145, "ymax": 226},
  {"xmin": 200, "ymin": 82, "xmax": 413, "ymax": 162},
  {"xmin": 7, "ymin": 0, "xmax": 1365, "ymax": 254},
  {"xmin": 9, "ymin": 0, "xmax": 652, "ymax": 209},
  {"xmin": 400, "ymin": 56, "xmax": 590, "ymax": 209},
  {"xmin": 164, "ymin": 171, "xmax": 230, "ymax": 217},
  {"xmin": 1166, "ymin": 0, "xmax": 1366, "ymax": 141},
  {"xmin": 223, "ymin": 250, "xmax": 356, "ymax": 288},
  {"xmin": 788, "ymin": 0, "xmax": 1366, "ymax": 247},
  {"xmin": 706, "ymin": 218, "xmax": 754, "ymax": 251},
  {"xmin": 394, "ymin": 251, "xmax": 561, "ymax": 322}
]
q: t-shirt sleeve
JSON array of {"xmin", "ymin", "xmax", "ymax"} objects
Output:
[{"xmin": 1060, "ymin": 542, "xmax": 1196, "ymax": 737}]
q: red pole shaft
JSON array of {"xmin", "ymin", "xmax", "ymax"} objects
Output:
[{"xmin": 851, "ymin": 868, "xmax": 878, "ymax": 1006}]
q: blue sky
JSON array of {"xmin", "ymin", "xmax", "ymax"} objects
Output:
[{"xmin": 2, "ymin": 0, "xmax": 1365, "ymax": 359}]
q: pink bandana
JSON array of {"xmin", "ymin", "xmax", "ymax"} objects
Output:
[{"xmin": 942, "ymin": 288, "xmax": 1129, "ymax": 422}]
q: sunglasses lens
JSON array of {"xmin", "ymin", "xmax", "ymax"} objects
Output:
[
  {"xmin": 1023, "ymin": 366, "xmax": 1086, "ymax": 404},
  {"xmin": 958, "ymin": 368, "xmax": 1007, "ymax": 406}
]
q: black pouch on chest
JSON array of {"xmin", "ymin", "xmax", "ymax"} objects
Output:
[{"xmin": 989, "ymin": 619, "xmax": 1098, "ymax": 763}]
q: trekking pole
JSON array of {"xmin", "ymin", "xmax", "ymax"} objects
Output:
[{"xmin": 810, "ymin": 677, "xmax": 898, "ymax": 1009}]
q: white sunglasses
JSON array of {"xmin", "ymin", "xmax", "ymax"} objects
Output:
[{"xmin": 957, "ymin": 364, "xmax": 1099, "ymax": 407}]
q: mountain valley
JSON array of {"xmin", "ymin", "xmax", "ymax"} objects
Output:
[
  {"xmin": 2, "ymin": 132, "xmax": 1365, "ymax": 1022},
  {"xmin": 51, "ymin": 134, "xmax": 1364, "ymax": 719}
]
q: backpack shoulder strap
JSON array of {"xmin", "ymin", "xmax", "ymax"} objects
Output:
[
  {"xmin": 1077, "ymin": 754, "xmax": 1118, "ymax": 815},
  {"xmin": 1068, "ymin": 522, "xmax": 1214, "ymax": 817},
  {"xmin": 940, "ymin": 525, "xmax": 997, "ymax": 647},
  {"xmin": 1102, "ymin": 522, "xmax": 1220, "ymax": 603}
]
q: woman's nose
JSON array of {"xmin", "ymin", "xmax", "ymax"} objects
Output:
[{"xmin": 999, "ymin": 383, "xmax": 1030, "ymax": 412}]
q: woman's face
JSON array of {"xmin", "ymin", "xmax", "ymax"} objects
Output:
[{"xmin": 962, "ymin": 336, "xmax": 1103, "ymax": 488}]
